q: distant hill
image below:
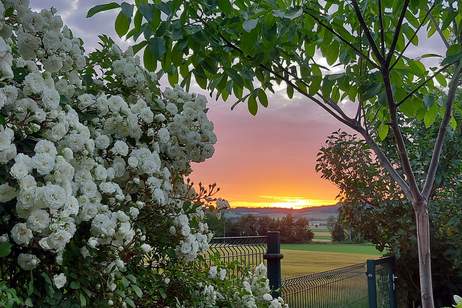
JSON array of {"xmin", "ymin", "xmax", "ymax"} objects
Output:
[{"xmin": 223, "ymin": 205, "xmax": 339, "ymax": 224}]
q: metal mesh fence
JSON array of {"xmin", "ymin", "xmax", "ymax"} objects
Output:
[
  {"xmin": 376, "ymin": 262, "xmax": 393, "ymax": 308},
  {"xmin": 281, "ymin": 263, "xmax": 369, "ymax": 308},
  {"xmin": 204, "ymin": 236, "xmax": 267, "ymax": 278}
]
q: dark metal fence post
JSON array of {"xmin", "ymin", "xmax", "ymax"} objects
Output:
[
  {"xmin": 388, "ymin": 257, "xmax": 398, "ymax": 308},
  {"xmin": 367, "ymin": 259, "xmax": 378, "ymax": 308},
  {"xmin": 264, "ymin": 231, "xmax": 283, "ymax": 298}
]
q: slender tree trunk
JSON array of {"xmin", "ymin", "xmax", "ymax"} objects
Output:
[{"xmin": 414, "ymin": 201, "xmax": 434, "ymax": 308}]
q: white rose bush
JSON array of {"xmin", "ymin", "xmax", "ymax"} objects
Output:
[{"xmin": 0, "ymin": 1, "xmax": 286, "ymax": 307}]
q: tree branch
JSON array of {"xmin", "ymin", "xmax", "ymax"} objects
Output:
[
  {"xmin": 216, "ymin": 33, "xmax": 356, "ymax": 127},
  {"xmin": 385, "ymin": 0, "xmax": 410, "ymax": 66},
  {"xmin": 378, "ymin": 0, "xmax": 385, "ymax": 55},
  {"xmin": 356, "ymin": 126, "xmax": 413, "ymax": 200},
  {"xmin": 351, "ymin": 0, "xmax": 385, "ymax": 64},
  {"xmin": 429, "ymin": 12, "xmax": 450, "ymax": 49},
  {"xmin": 303, "ymin": 8, "xmax": 380, "ymax": 69},
  {"xmin": 382, "ymin": 68, "xmax": 420, "ymax": 200},
  {"xmin": 396, "ymin": 63, "xmax": 454, "ymax": 107},
  {"xmin": 422, "ymin": 61, "xmax": 462, "ymax": 199},
  {"xmin": 390, "ymin": 1, "xmax": 437, "ymax": 70}
]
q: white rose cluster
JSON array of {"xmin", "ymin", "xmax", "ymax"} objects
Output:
[
  {"xmin": 240, "ymin": 264, "xmax": 288, "ymax": 308},
  {"xmin": 0, "ymin": 0, "xmax": 215, "ymax": 295}
]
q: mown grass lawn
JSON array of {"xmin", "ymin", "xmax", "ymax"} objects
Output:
[{"xmin": 280, "ymin": 243, "xmax": 384, "ymax": 277}]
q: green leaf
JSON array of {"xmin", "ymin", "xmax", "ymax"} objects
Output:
[
  {"xmin": 115, "ymin": 12, "xmax": 130, "ymax": 37},
  {"xmin": 287, "ymin": 84, "xmax": 294, "ymax": 99},
  {"xmin": 217, "ymin": 0, "xmax": 233, "ymax": 14},
  {"xmin": 121, "ymin": 277, "xmax": 130, "ymax": 288},
  {"xmin": 125, "ymin": 298, "xmax": 136, "ymax": 308},
  {"xmin": 0, "ymin": 242, "xmax": 11, "ymax": 257},
  {"xmin": 0, "ymin": 114, "xmax": 5, "ymax": 125},
  {"xmin": 435, "ymin": 73, "xmax": 447, "ymax": 87},
  {"xmin": 442, "ymin": 45, "xmax": 462, "ymax": 65},
  {"xmin": 132, "ymin": 285, "xmax": 143, "ymax": 298},
  {"xmin": 120, "ymin": 2, "xmax": 134, "ymax": 18},
  {"xmin": 87, "ymin": 2, "xmax": 120, "ymax": 18},
  {"xmin": 257, "ymin": 88, "xmax": 268, "ymax": 107},
  {"xmin": 194, "ymin": 68, "xmax": 208, "ymax": 89},
  {"xmin": 324, "ymin": 40, "xmax": 339, "ymax": 65},
  {"xmin": 70, "ymin": 281, "xmax": 80, "ymax": 290},
  {"xmin": 248, "ymin": 94, "xmax": 258, "ymax": 115},
  {"xmin": 126, "ymin": 274, "xmax": 137, "ymax": 284},
  {"xmin": 167, "ymin": 66, "xmax": 179, "ymax": 85},
  {"xmin": 79, "ymin": 293, "xmax": 87, "ymax": 307},
  {"xmin": 243, "ymin": 19, "xmax": 258, "ymax": 32},
  {"xmin": 143, "ymin": 47, "xmax": 157, "ymax": 72},
  {"xmin": 424, "ymin": 104, "xmax": 438, "ymax": 127},
  {"xmin": 281, "ymin": 8, "xmax": 303, "ymax": 20},
  {"xmin": 378, "ymin": 123, "xmax": 389, "ymax": 140},
  {"xmin": 148, "ymin": 37, "xmax": 166, "ymax": 59},
  {"xmin": 132, "ymin": 41, "xmax": 147, "ymax": 54},
  {"xmin": 421, "ymin": 53, "xmax": 442, "ymax": 59},
  {"xmin": 423, "ymin": 95, "xmax": 434, "ymax": 109},
  {"xmin": 309, "ymin": 76, "xmax": 322, "ymax": 95},
  {"xmin": 450, "ymin": 116, "xmax": 457, "ymax": 130},
  {"xmin": 239, "ymin": 29, "xmax": 258, "ymax": 55}
]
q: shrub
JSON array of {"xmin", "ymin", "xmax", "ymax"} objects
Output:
[{"xmin": 0, "ymin": 1, "xmax": 286, "ymax": 307}]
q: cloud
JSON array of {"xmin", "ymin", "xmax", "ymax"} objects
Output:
[{"xmin": 31, "ymin": 0, "xmax": 127, "ymax": 51}]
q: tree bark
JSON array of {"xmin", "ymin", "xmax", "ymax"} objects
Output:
[{"xmin": 414, "ymin": 201, "xmax": 434, "ymax": 308}]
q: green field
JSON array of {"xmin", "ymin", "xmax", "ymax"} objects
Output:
[
  {"xmin": 282, "ymin": 243, "xmax": 381, "ymax": 255},
  {"xmin": 280, "ymin": 243, "xmax": 383, "ymax": 277},
  {"xmin": 312, "ymin": 229, "xmax": 332, "ymax": 242}
]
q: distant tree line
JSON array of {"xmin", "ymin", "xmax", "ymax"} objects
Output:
[{"xmin": 206, "ymin": 214, "xmax": 314, "ymax": 243}]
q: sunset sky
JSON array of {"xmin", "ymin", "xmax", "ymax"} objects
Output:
[{"xmin": 31, "ymin": 0, "xmax": 361, "ymax": 208}]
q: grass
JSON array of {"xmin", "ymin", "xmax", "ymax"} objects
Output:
[
  {"xmin": 311, "ymin": 227, "xmax": 332, "ymax": 242},
  {"xmin": 280, "ymin": 243, "xmax": 383, "ymax": 277},
  {"xmin": 281, "ymin": 242, "xmax": 381, "ymax": 255}
]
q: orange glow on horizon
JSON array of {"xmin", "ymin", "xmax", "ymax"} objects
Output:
[{"xmin": 228, "ymin": 195, "xmax": 337, "ymax": 209}]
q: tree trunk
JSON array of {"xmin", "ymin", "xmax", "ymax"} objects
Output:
[{"xmin": 414, "ymin": 201, "xmax": 434, "ymax": 308}]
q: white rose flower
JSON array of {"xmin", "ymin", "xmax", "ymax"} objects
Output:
[
  {"xmin": 127, "ymin": 156, "xmax": 138, "ymax": 168},
  {"xmin": 87, "ymin": 237, "xmax": 98, "ymax": 249},
  {"xmin": 53, "ymin": 273, "xmax": 67, "ymax": 289},
  {"xmin": 34, "ymin": 140, "xmax": 58, "ymax": 156},
  {"xmin": 0, "ymin": 126, "xmax": 14, "ymax": 151},
  {"xmin": 219, "ymin": 268, "xmax": 227, "ymax": 281},
  {"xmin": 0, "ymin": 234, "xmax": 8, "ymax": 243},
  {"xmin": 208, "ymin": 266, "xmax": 217, "ymax": 279},
  {"xmin": 263, "ymin": 294, "xmax": 273, "ymax": 301},
  {"xmin": 157, "ymin": 127, "xmax": 170, "ymax": 143},
  {"xmin": 111, "ymin": 140, "xmax": 129, "ymax": 156},
  {"xmin": 41, "ymin": 87, "xmax": 60, "ymax": 109},
  {"xmin": 10, "ymin": 158, "xmax": 32, "ymax": 180},
  {"xmin": 129, "ymin": 207, "xmax": 139, "ymax": 219},
  {"xmin": 46, "ymin": 229, "xmax": 72, "ymax": 251},
  {"xmin": 166, "ymin": 103, "xmax": 178, "ymax": 114},
  {"xmin": 38, "ymin": 184, "xmax": 67, "ymax": 210},
  {"xmin": 32, "ymin": 153, "xmax": 55, "ymax": 175},
  {"xmin": 93, "ymin": 164, "xmax": 107, "ymax": 181},
  {"xmin": 141, "ymin": 243, "xmax": 152, "ymax": 253},
  {"xmin": 17, "ymin": 253, "xmax": 40, "ymax": 270},
  {"xmin": 62, "ymin": 147, "xmax": 73, "ymax": 161},
  {"xmin": 11, "ymin": 223, "xmax": 33, "ymax": 246},
  {"xmin": 27, "ymin": 209, "xmax": 50, "ymax": 233},
  {"xmin": 80, "ymin": 246, "xmax": 90, "ymax": 258},
  {"xmin": 216, "ymin": 198, "xmax": 230, "ymax": 210}
]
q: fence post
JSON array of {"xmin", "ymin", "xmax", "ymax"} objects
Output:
[
  {"xmin": 264, "ymin": 231, "xmax": 283, "ymax": 298},
  {"xmin": 367, "ymin": 259, "xmax": 377, "ymax": 308},
  {"xmin": 388, "ymin": 257, "xmax": 398, "ymax": 308}
]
